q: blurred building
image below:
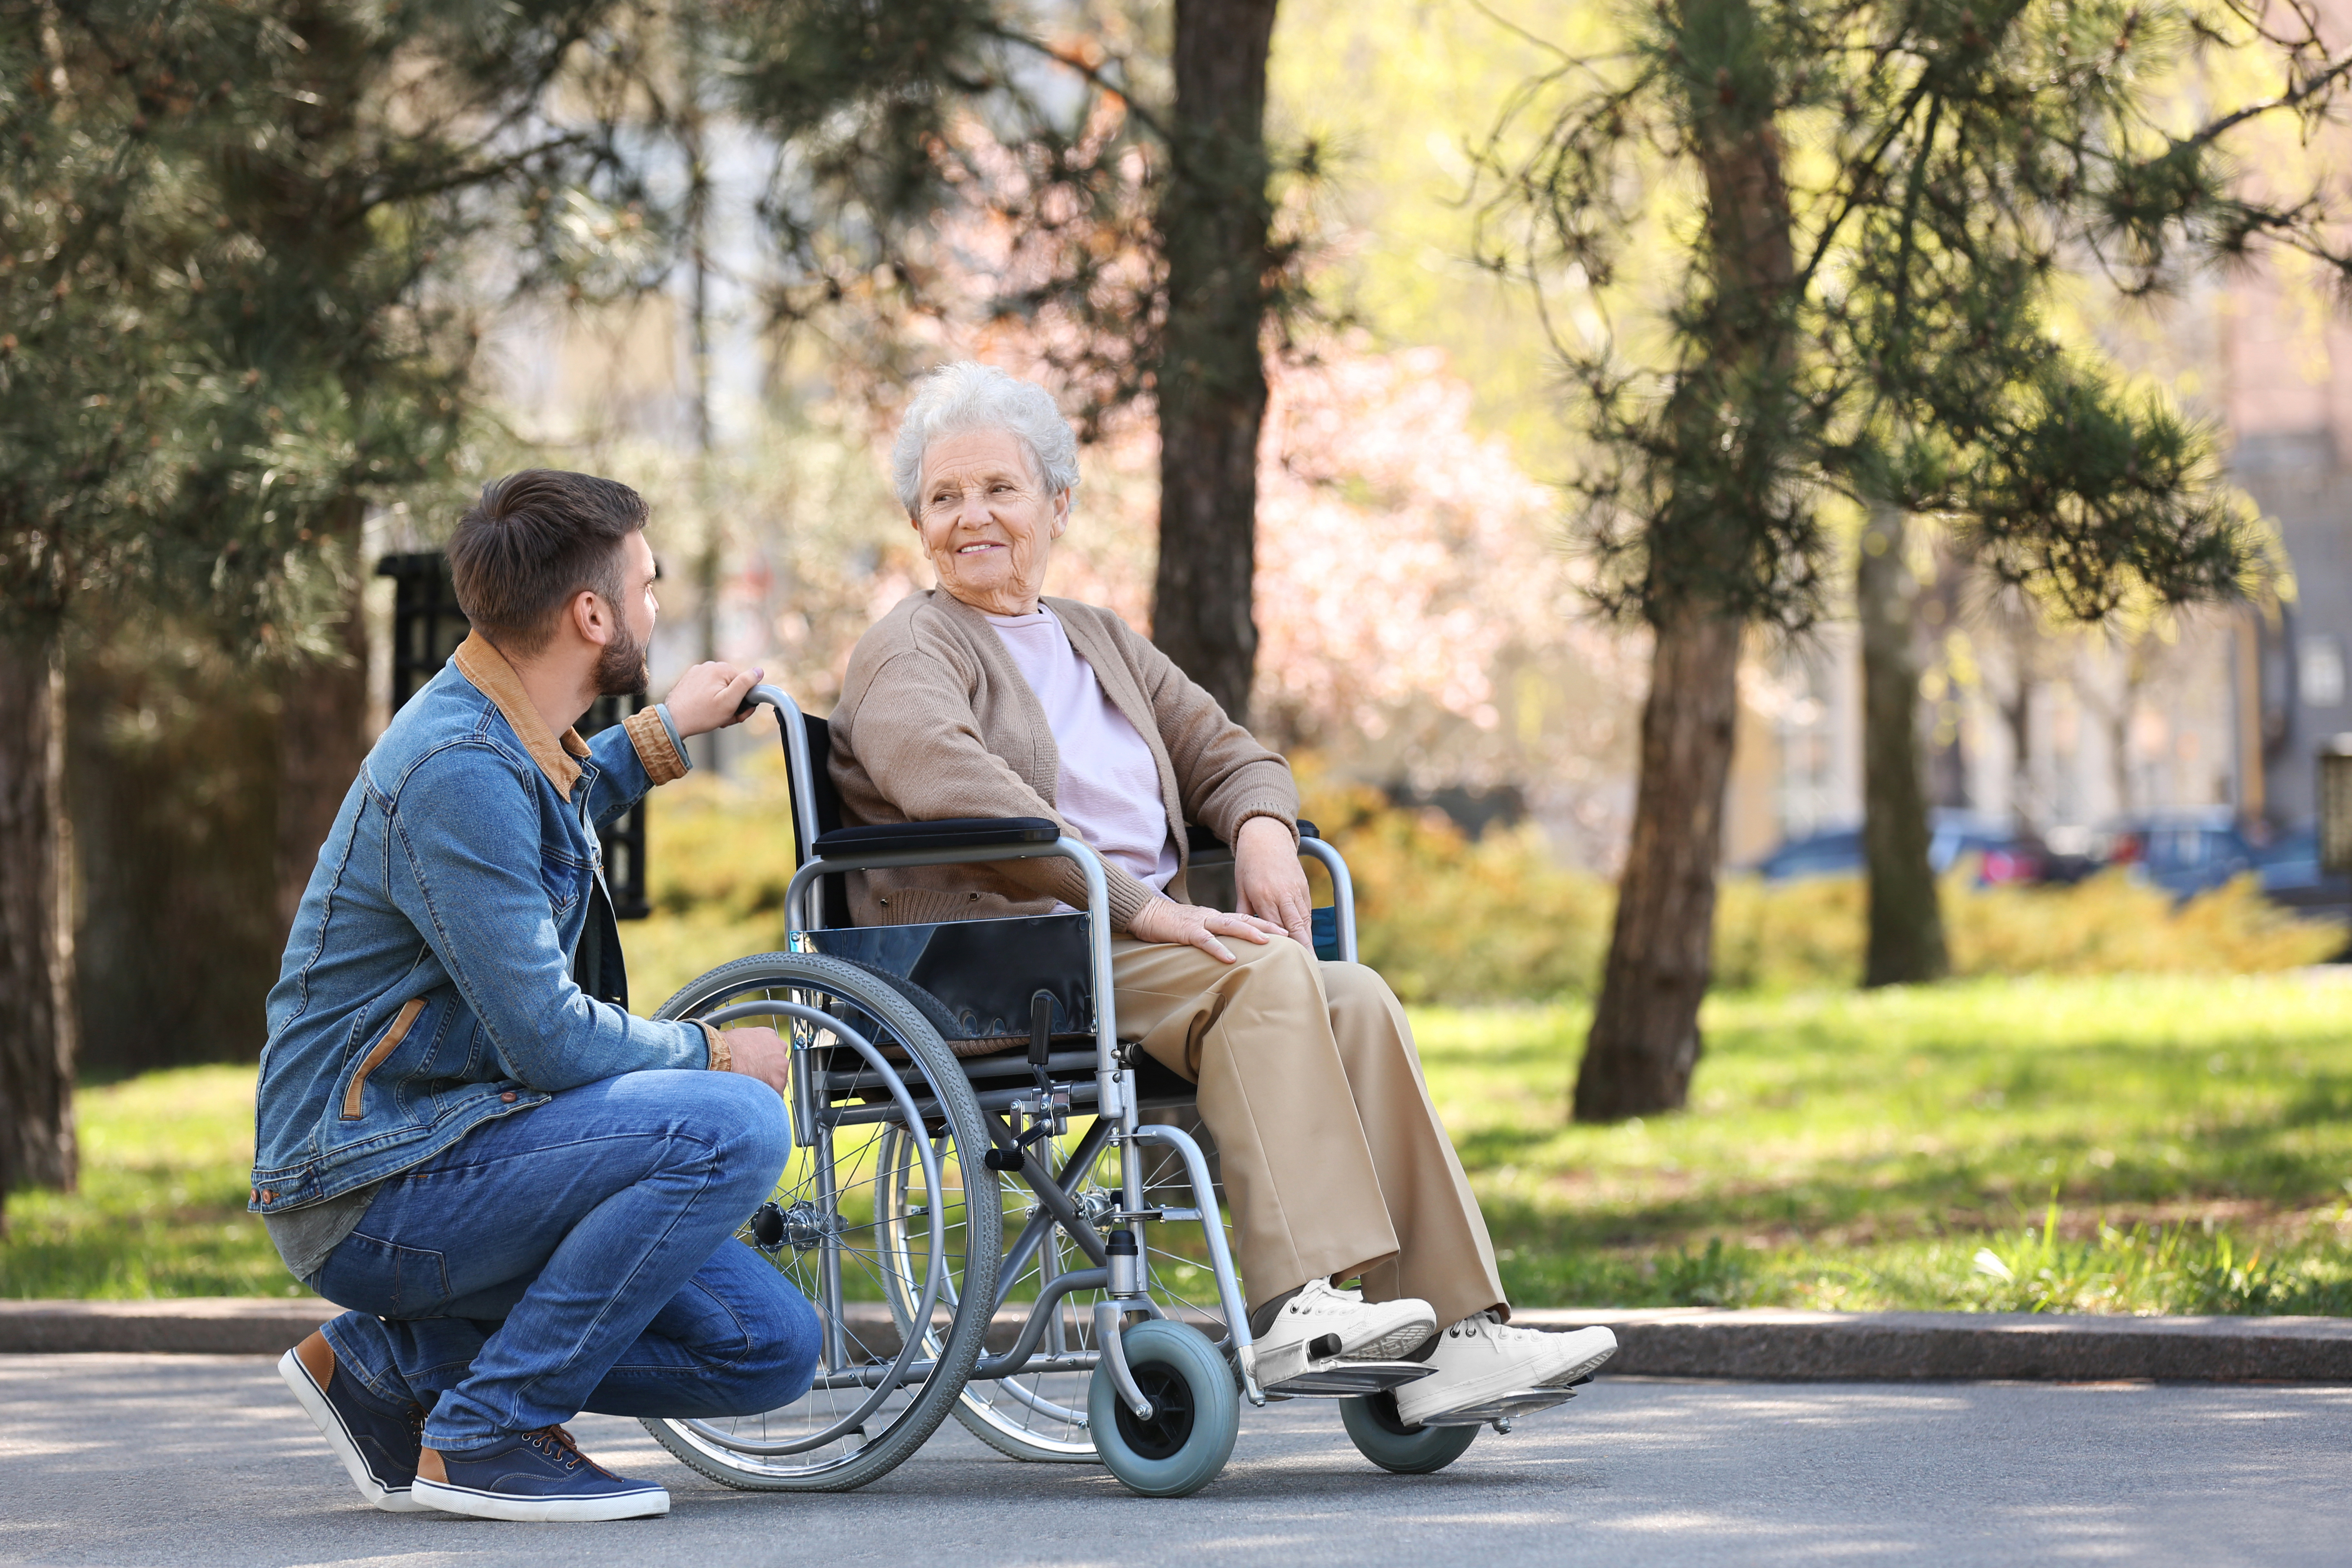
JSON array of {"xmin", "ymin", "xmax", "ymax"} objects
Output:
[{"xmin": 1721, "ymin": 270, "xmax": 2351, "ymax": 866}]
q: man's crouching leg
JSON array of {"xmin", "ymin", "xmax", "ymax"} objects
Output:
[{"xmin": 311, "ymin": 1070, "xmax": 806, "ymax": 1521}]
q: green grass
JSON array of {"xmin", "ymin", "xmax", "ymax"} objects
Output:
[
  {"xmin": 0, "ymin": 1066, "xmax": 296, "ymax": 1298},
  {"xmin": 9, "ymin": 973, "xmax": 2352, "ymax": 1312},
  {"xmin": 1428, "ymin": 976, "xmax": 2352, "ymax": 1313}
]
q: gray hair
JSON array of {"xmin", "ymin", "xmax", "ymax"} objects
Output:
[{"xmin": 891, "ymin": 361, "xmax": 1081, "ymax": 516}]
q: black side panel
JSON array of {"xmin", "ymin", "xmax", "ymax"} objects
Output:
[
  {"xmin": 802, "ymin": 715, "xmax": 847, "ymax": 927},
  {"xmin": 801, "ymin": 914, "xmax": 1095, "ymax": 1044},
  {"xmin": 819, "ymin": 956, "xmax": 969, "ymax": 1045},
  {"xmin": 803, "ymin": 713, "xmax": 844, "ymax": 837}
]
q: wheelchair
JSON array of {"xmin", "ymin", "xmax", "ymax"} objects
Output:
[{"xmin": 639, "ymin": 685, "xmax": 1569, "ymax": 1496}]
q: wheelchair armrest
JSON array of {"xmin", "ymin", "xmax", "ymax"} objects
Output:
[
  {"xmin": 1184, "ymin": 819, "xmax": 1321, "ymax": 856},
  {"xmin": 813, "ymin": 817, "xmax": 1062, "ymax": 857}
]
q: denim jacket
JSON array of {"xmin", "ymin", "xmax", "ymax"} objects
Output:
[{"xmin": 249, "ymin": 634, "xmax": 708, "ymax": 1216}]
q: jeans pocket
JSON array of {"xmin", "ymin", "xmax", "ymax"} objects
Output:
[{"xmin": 316, "ymin": 1230, "xmax": 453, "ymax": 1318}]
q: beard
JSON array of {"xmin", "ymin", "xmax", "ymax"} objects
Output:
[{"xmin": 594, "ymin": 617, "xmax": 650, "ymax": 698}]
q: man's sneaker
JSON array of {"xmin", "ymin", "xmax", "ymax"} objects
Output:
[
  {"xmin": 277, "ymin": 1332, "xmax": 428, "ymax": 1513},
  {"xmin": 1393, "ymin": 1314, "xmax": 1618, "ymax": 1427},
  {"xmin": 1251, "ymin": 1278, "xmax": 1438, "ymax": 1387},
  {"xmin": 413, "ymin": 1426, "xmax": 669, "ymax": 1522}
]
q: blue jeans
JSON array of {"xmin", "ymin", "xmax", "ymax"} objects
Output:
[{"xmin": 312, "ymin": 1069, "xmax": 819, "ymax": 1453}]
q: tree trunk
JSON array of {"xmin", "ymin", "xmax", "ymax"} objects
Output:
[
  {"xmin": 1574, "ymin": 0, "xmax": 1793, "ymax": 1121},
  {"xmin": 2000, "ymin": 618, "xmax": 2039, "ymax": 842},
  {"xmin": 1149, "ymin": 0, "xmax": 1280, "ymax": 724},
  {"xmin": 1859, "ymin": 503, "xmax": 1948, "ymax": 986},
  {"xmin": 1574, "ymin": 609, "xmax": 1742, "ymax": 1120},
  {"xmin": 71, "ymin": 627, "xmax": 283, "ymax": 1079},
  {"xmin": 275, "ymin": 527, "xmax": 370, "ymax": 937},
  {"xmin": 0, "ymin": 623, "xmax": 78, "ymax": 1216}
]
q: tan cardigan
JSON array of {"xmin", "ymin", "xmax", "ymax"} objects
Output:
[{"xmin": 828, "ymin": 590, "xmax": 1298, "ymax": 931}]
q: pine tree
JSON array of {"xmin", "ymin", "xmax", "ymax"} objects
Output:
[
  {"xmin": 1473, "ymin": 0, "xmax": 2350, "ymax": 1118},
  {"xmin": 0, "ymin": 0, "xmax": 668, "ymax": 1214}
]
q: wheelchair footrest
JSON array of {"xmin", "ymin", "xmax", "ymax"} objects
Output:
[
  {"xmin": 1411, "ymin": 1386, "xmax": 1580, "ymax": 1426},
  {"xmin": 1260, "ymin": 1359, "xmax": 1437, "ymax": 1399}
]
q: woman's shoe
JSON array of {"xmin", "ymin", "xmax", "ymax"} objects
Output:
[
  {"xmin": 1392, "ymin": 1316, "xmax": 1617, "ymax": 1427},
  {"xmin": 1251, "ymin": 1278, "xmax": 1438, "ymax": 1387}
]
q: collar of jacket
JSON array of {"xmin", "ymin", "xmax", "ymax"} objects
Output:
[{"xmin": 451, "ymin": 631, "xmax": 592, "ymax": 796}]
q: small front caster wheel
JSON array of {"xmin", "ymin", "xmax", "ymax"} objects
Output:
[
  {"xmin": 1087, "ymin": 1319, "xmax": 1240, "ymax": 1497},
  {"xmin": 1341, "ymin": 1390, "xmax": 1479, "ymax": 1474}
]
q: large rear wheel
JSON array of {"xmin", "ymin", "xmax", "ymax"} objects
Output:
[
  {"xmin": 638, "ymin": 952, "xmax": 1000, "ymax": 1492},
  {"xmin": 876, "ymin": 1113, "xmax": 1232, "ymax": 1464}
]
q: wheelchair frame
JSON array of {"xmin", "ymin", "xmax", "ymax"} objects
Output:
[{"xmin": 744, "ymin": 682, "xmax": 1385, "ymax": 1428}]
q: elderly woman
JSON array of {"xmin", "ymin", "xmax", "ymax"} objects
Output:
[{"xmin": 829, "ymin": 362, "xmax": 1615, "ymax": 1422}]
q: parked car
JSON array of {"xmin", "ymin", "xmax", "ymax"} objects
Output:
[
  {"xmin": 2247, "ymin": 824, "xmax": 2352, "ymax": 918},
  {"xmin": 1754, "ymin": 807, "xmax": 2348, "ymax": 923},
  {"xmin": 1750, "ymin": 826, "xmax": 1862, "ymax": 882},
  {"xmin": 2104, "ymin": 810, "xmax": 2259, "ymax": 898},
  {"xmin": 1750, "ymin": 812, "xmax": 2031, "ymax": 884}
]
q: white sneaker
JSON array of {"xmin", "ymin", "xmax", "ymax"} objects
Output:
[
  {"xmin": 1392, "ymin": 1314, "xmax": 1617, "ymax": 1426},
  {"xmin": 1250, "ymin": 1278, "xmax": 1438, "ymax": 1387}
]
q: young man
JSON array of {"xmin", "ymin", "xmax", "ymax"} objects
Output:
[{"xmin": 252, "ymin": 471, "xmax": 813, "ymax": 1522}]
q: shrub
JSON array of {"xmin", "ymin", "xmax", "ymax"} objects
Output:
[
  {"xmin": 645, "ymin": 735, "xmax": 801, "ymax": 923},
  {"xmin": 1298, "ymin": 776, "xmax": 1612, "ymax": 1004},
  {"xmin": 1949, "ymin": 869, "xmax": 2345, "ymax": 978},
  {"xmin": 1712, "ymin": 865, "xmax": 2346, "ymax": 991},
  {"xmin": 1712, "ymin": 874, "xmax": 1866, "ymax": 991},
  {"xmin": 635, "ymin": 736, "xmax": 2343, "ymax": 1004}
]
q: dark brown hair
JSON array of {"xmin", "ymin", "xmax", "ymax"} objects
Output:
[{"xmin": 447, "ymin": 470, "xmax": 646, "ymax": 655}]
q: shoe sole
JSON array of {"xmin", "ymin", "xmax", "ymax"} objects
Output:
[
  {"xmin": 1394, "ymin": 1327, "xmax": 1619, "ymax": 1427},
  {"xmin": 412, "ymin": 1477, "xmax": 670, "ymax": 1522},
  {"xmin": 1343, "ymin": 1317, "xmax": 1441, "ymax": 1361},
  {"xmin": 277, "ymin": 1348, "xmax": 428, "ymax": 1515}
]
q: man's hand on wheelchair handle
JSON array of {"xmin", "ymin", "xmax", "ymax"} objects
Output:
[
  {"xmin": 717, "ymin": 1025, "xmax": 792, "ymax": 1094},
  {"xmin": 665, "ymin": 661, "xmax": 765, "ymax": 737},
  {"xmin": 1129, "ymin": 898, "xmax": 1292, "ymax": 964},
  {"xmin": 1234, "ymin": 815, "xmax": 1314, "ymax": 947}
]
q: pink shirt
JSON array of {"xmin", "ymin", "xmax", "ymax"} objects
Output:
[{"xmin": 984, "ymin": 606, "xmax": 1179, "ymax": 897}]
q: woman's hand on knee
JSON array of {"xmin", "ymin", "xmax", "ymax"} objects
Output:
[
  {"xmin": 718, "ymin": 1026, "xmax": 791, "ymax": 1093},
  {"xmin": 1127, "ymin": 898, "xmax": 1288, "ymax": 964},
  {"xmin": 1234, "ymin": 815, "xmax": 1314, "ymax": 946}
]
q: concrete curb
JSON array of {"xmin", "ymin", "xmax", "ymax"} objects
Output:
[
  {"xmin": 0, "ymin": 1299, "xmax": 338, "ymax": 1355},
  {"xmin": 7, "ymin": 1297, "xmax": 2352, "ymax": 1379},
  {"xmin": 1515, "ymin": 1307, "xmax": 2352, "ymax": 1382}
]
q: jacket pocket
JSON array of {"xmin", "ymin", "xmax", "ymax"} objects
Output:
[
  {"xmin": 541, "ymin": 846, "xmax": 588, "ymax": 915},
  {"xmin": 341, "ymin": 997, "xmax": 427, "ymax": 1121}
]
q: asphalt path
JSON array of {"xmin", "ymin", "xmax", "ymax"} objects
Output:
[{"xmin": 3, "ymin": 1354, "xmax": 2347, "ymax": 1566}]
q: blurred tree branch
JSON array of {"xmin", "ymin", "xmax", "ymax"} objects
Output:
[{"xmin": 1470, "ymin": 0, "xmax": 2352, "ymax": 1116}]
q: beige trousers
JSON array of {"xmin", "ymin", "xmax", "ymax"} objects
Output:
[{"xmin": 1111, "ymin": 935, "xmax": 1507, "ymax": 1329}]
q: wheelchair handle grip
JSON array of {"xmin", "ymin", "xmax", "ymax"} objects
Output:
[{"xmin": 738, "ymin": 682, "xmax": 791, "ymax": 719}]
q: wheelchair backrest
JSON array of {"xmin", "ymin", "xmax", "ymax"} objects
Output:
[
  {"xmin": 757, "ymin": 685, "xmax": 1348, "ymax": 960},
  {"xmin": 802, "ymin": 716, "xmax": 853, "ymax": 931},
  {"xmin": 755, "ymin": 695, "xmax": 850, "ymax": 929}
]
